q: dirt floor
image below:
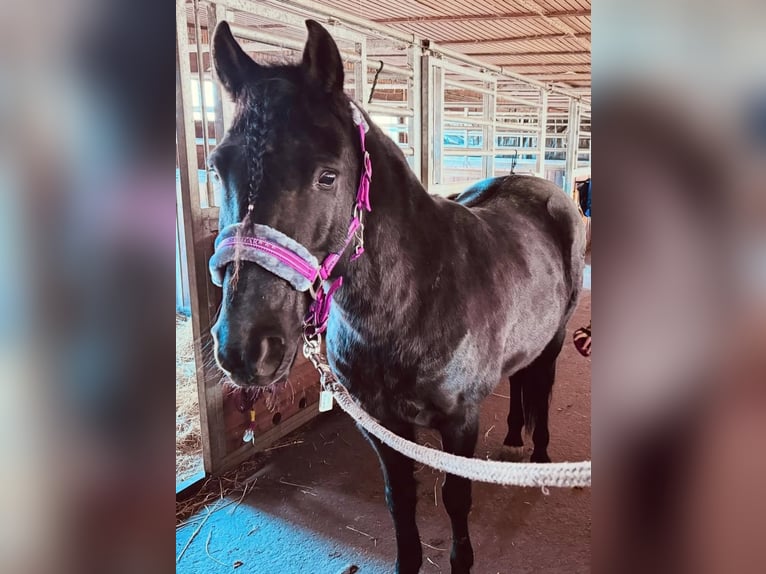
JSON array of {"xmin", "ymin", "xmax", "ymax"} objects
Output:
[{"xmin": 177, "ymin": 277, "xmax": 590, "ymax": 573}]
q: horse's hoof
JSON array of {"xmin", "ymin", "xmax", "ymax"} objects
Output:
[{"xmin": 492, "ymin": 445, "xmax": 526, "ymax": 462}]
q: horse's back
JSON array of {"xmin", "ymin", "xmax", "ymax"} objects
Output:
[
  {"xmin": 448, "ymin": 175, "xmax": 586, "ymax": 362},
  {"xmin": 452, "ymin": 175, "xmax": 584, "ymax": 260}
]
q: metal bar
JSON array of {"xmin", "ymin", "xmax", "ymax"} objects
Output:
[
  {"xmin": 426, "ymin": 41, "xmax": 586, "ymax": 102},
  {"xmin": 494, "ymin": 92, "xmax": 541, "ymax": 108},
  {"xmin": 483, "ymin": 82, "xmax": 496, "ymax": 178},
  {"xmin": 367, "ymin": 60, "xmax": 413, "ymax": 78},
  {"xmin": 420, "ymin": 52, "xmax": 432, "ymax": 189},
  {"xmin": 268, "ymin": 0, "xmax": 417, "ymax": 44},
  {"xmin": 176, "ymin": 0, "xmax": 228, "ymax": 475},
  {"xmin": 443, "ymin": 150, "xmax": 496, "ymax": 157},
  {"xmin": 229, "ymin": 24, "xmax": 360, "ymax": 61},
  {"xmin": 354, "ymin": 38, "xmax": 367, "ymax": 104},
  {"xmin": 366, "ymin": 104, "xmax": 415, "ymax": 117},
  {"xmin": 536, "ymin": 88, "xmax": 548, "ymax": 176},
  {"xmin": 209, "ymin": 4, "xmax": 227, "ymax": 138},
  {"xmin": 374, "ymin": 10, "xmax": 590, "ymax": 24},
  {"xmin": 444, "ymin": 115, "xmax": 495, "ymax": 127},
  {"xmin": 444, "ymin": 78, "xmax": 495, "ymax": 96},
  {"xmin": 409, "ymin": 44, "xmax": 422, "ymax": 180},
  {"xmin": 433, "ymin": 56, "xmax": 445, "ymax": 185},
  {"xmin": 443, "ymin": 149, "xmax": 539, "ymax": 157},
  {"xmin": 495, "ymin": 123, "xmax": 542, "ymax": 133},
  {"xmin": 221, "ymin": 0, "xmax": 367, "ymax": 43},
  {"xmin": 564, "ymin": 98, "xmax": 581, "ymax": 196},
  {"xmin": 439, "ymin": 59, "xmax": 495, "ymax": 82},
  {"xmin": 193, "ymin": 0, "xmax": 215, "ymax": 207}
]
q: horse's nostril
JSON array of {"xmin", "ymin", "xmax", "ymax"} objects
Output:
[
  {"xmin": 253, "ymin": 336, "xmax": 286, "ymax": 378},
  {"xmin": 215, "ymin": 345, "xmax": 245, "ymax": 376}
]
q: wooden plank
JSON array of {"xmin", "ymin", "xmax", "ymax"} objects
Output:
[
  {"xmin": 218, "ymin": 401, "xmax": 323, "ymax": 473},
  {"xmin": 177, "ymin": 0, "xmax": 228, "ymax": 474}
]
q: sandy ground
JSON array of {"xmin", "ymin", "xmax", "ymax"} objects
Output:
[{"xmin": 177, "ymin": 272, "xmax": 591, "ymax": 573}]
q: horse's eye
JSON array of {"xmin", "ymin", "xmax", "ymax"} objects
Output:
[{"xmin": 318, "ymin": 171, "xmax": 337, "ymax": 187}]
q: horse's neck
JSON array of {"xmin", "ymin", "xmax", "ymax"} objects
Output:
[{"xmin": 337, "ymin": 125, "xmax": 439, "ymax": 315}]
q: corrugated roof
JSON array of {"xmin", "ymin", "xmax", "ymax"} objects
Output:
[
  {"xmin": 317, "ymin": 0, "xmax": 591, "ymax": 90},
  {"xmin": 185, "ymin": 0, "xmax": 590, "ymax": 95}
]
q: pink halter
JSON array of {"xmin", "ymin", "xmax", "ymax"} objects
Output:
[{"xmin": 209, "ymin": 103, "xmax": 372, "ymax": 336}]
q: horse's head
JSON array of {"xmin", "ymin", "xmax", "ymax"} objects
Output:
[{"xmin": 208, "ymin": 20, "xmax": 364, "ymax": 387}]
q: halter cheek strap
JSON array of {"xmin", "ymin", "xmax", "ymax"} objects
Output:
[{"xmin": 209, "ymin": 101, "xmax": 372, "ymax": 335}]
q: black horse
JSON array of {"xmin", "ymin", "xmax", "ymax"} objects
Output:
[{"xmin": 208, "ymin": 20, "xmax": 585, "ymax": 574}]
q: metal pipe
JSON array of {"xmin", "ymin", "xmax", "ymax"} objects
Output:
[
  {"xmin": 444, "ymin": 78, "xmax": 495, "ymax": 96},
  {"xmin": 193, "ymin": 0, "xmax": 215, "ymax": 207},
  {"xmin": 428, "ymin": 41, "xmax": 583, "ymax": 101},
  {"xmin": 367, "ymin": 60, "xmax": 413, "ymax": 78},
  {"xmin": 229, "ymin": 24, "xmax": 361, "ymax": 61},
  {"xmin": 494, "ymin": 92, "xmax": 541, "ymax": 108},
  {"xmin": 444, "ymin": 115, "xmax": 494, "ymax": 127},
  {"xmin": 442, "ymin": 149, "xmax": 540, "ymax": 157},
  {"xmin": 265, "ymin": 0, "xmax": 417, "ymax": 44},
  {"xmin": 220, "ymin": 0, "xmax": 367, "ymax": 43},
  {"xmin": 440, "ymin": 59, "xmax": 496, "ymax": 83},
  {"xmin": 366, "ymin": 104, "xmax": 415, "ymax": 117}
]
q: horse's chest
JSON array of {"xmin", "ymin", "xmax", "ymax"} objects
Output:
[{"xmin": 325, "ymin": 325, "xmax": 488, "ymax": 426}]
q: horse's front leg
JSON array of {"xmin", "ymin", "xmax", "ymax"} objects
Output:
[
  {"xmin": 439, "ymin": 412, "xmax": 479, "ymax": 574},
  {"xmin": 361, "ymin": 423, "xmax": 422, "ymax": 574}
]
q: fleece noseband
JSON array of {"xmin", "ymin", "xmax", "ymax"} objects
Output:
[{"xmin": 209, "ymin": 102, "xmax": 372, "ymax": 335}]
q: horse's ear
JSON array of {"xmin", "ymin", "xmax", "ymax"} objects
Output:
[
  {"xmin": 302, "ymin": 20, "xmax": 344, "ymax": 94},
  {"xmin": 212, "ymin": 21, "xmax": 259, "ymax": 97}
]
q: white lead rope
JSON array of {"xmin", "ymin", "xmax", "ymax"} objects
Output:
[
  {"xmin": 303, "ymin": 330, "xmax": 590, "ymax": 489},
  {"xmin": 324, "ymin": 381, "xmax": 592, "ymax": 489}
]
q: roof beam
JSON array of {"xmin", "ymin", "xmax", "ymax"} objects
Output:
[
  {"xmin": 526, "ymin": 73, "xmax": 592, "ymax": 81},
  {"xmin": 465, "ymin": 50, "xmax": 590, "ymax": 57},
  {"xmin": 493, "ymin": 62, "xmax": 590, "ymax": 68},
  {"xmin": 440, "ymin": 33, "xmax": 590, "ymax": 46},
  {"xmin": 373, "ymin": 10, "xmax": 590, "ymax": 24}
]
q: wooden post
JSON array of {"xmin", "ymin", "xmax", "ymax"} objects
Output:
[{"xmin": 176, "ymin": 0, "xmax": 227, "ymax": 474}]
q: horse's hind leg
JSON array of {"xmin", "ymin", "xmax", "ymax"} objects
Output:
[
  {"xmin": 439, "ymin": 412, "xmax": 479, "ymax": 574},
  {"xmin": 516, "ymin": 328, "xmax": 566, "ymax": 463},
  {"xmin": 502, "ymin": 376, "xmax": 525, "ymax": 458},
  {"xmin": 361, "ymin": 423, "xmax": 422, "ymax": 574}
]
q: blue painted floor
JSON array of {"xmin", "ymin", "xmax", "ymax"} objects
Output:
[{"xmin": 177, "ymin": 499, "xmax": 392, "ymax": 573}]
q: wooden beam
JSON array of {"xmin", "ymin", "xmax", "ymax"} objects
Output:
[
  {"xmin": 374, "ymin": 10, "xmax": 590, "ymax": 24},
  {"xmin": 440, "ymin": 33, "xmax": 590, "ymax": 46}
]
